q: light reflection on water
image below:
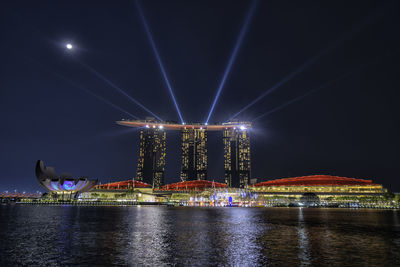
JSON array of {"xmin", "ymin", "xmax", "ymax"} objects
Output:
[
  {"xmin": 298, "ymin": 208, "xmax": 311, "ymax": 266},
  {"xmin": 0, "ymin": 206, "xmax": 399, "ymax": 266}
]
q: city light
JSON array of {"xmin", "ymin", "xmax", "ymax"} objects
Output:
[
  {"xmin": 145, "ymin": 125, "xmax": 149, "ymax": 128},
  {"xmin": 240, "ymin": 125, "xmax": 247, "ymax": 130},
  {"xmin": 158, "ymin": 125, "xmax": 163, "ymax": 129},
  {"xmin": 205, "ymin": 0, "xmax": 258, "ymax": 124},
  {"xmin": 135, "ymin": 0, "xmax": 184, "ymax": 124},
  {"xmin": 136, "ymin": 126, "xmax": 166, "ymax": 188}
]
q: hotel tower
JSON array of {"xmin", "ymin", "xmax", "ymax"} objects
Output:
[
  {"xmin": 117, "ymin": 119, "xmax": 251, "ymax": 188},
  {"xmin": 136, "ymin": 125, "xmax": 166, "ymax": 188},
  {"xmin": 223, "ymin": 125, "xmax": 251, "ymax": 188},
  {"xmin": 180, "ymin": 128, "xmax": 208, "ymax": 181}
]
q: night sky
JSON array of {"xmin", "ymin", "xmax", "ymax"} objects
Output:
[{"xmin": 1, "ymin": 0, "xmax": 400, "ymax": 192}]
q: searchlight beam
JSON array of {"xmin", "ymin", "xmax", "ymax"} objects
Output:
[
  {"xmin": 251, "ymin": 55, "xmax": 387, "ymax": 122},
  {"xmin": 136, "ymin": 0, "xmax": 184, "ymax": 124},
  {"xmin": 53, "ymin": 72, "xmax": 139, "ymax": 119},
  {"xmin": 77, "ymin": 60, "xmax": 162, "ymax": 121},
  {"xmin": 205, "ymin": 0, "xmax": 258, "ymax": 124},
  {"xmin": 20, "ymin": 55, "xmax": 139, "ymax": 119},
  {"xmin": 229, "ymin": 7, "xmax": 386, "ymax": 121}
]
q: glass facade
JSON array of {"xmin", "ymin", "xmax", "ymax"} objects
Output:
[
  {"xmin": 223, "ymin": 125, "xmax": 251, "ymax": 188},
  {"xmin": 136, "ymin": 127, "xmax": 166, "ymax": 188},
  {"xmin": 181, "ymin": 129, "xmax": 208, "ymax": 181}
]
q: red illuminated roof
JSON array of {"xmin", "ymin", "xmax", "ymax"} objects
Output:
[
  {"xmin": 253, "ymin": 175, "xmax": 378, "ymax": 187},
  {"xmin": 116, "ymin": 120, "xmax": 251, "ymax": 131},
  {"xmin": 95, "ymin": 179, "xmax": 151, "ymax": 189},
  {"xmin": 160, "ymin": 180, "xmax": 227, "ymax": 191}
]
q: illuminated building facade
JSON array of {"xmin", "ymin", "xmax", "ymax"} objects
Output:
[
  {"xmin": 95, "ymin": 179, "xmax": 151, "ymax": 190},
  {"xmin": 117, "ymin": 119, "xmax": 252, "ymax": 186},
  {"xmin": 181, "ymin": 129, "xmax": 207, "ymax": 181},
  {"xmin": 136, "ymin": 127, "xmax": 166, "ymax": 188},
  {"xmin": 74, "ymin": 175, "xmax": 389, "ymax": 207},
  {"xmin": 251, "ymin": 175, "xmax": 386, "ymax": 195},
  {"xmin": 161, "ymin": 180, "xmax": 227, "ymax": 191},
  {"xmin": 223, "ymin": 124, "xmax": 251, "ymax": 188},
  {"xmin": 35, "ymin": 160, "xmax": 97, "ymax": 199}
]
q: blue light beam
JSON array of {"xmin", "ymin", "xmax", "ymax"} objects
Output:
[
  {"xmin": 205, "ymin": 0, "xmax": 258, "ymax": 124},
  {"xmin": 251, "ymin": 57, "xmax": 384, "ymax": 122},
  {"xmin": 135, "ymin": 0, "xmax": 184, "ymax": 124},
  {"xmin": 19, "ymin": 55, "xmax": 139, "ymax": 119},
  {"xmin": 251, "ymin": 89, "xmax": 319, "ymax": 122},
  {"xmin": 76, "ymin": 59, "xmax": 162, "ymax": 121},
  {"xmin": 229, "ymin": 7, "xmax": 386, "ymax": 121},
  {"xmin": 52, "ymin": 72, "xmax": 139, "ymax": 119}
]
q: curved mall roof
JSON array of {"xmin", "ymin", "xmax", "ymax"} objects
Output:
[
  {"xmin": 116, "ymin": 120, "xmax": 251, "ymax": 131},
  {"xmin": 95, "ymin": 180, "xmax": 151, "ymax": 189},
  {"xmin": 160, "ymin": 180, "xmax": 227, "ymax": 191},
  {"xmin": 253, "ymin": 175, "xmax": 378, "ymax": 187}
]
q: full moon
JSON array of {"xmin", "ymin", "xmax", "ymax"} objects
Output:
[{"xmin": 66, "ymin": 43, "xmax": 73, "ymax": 50}]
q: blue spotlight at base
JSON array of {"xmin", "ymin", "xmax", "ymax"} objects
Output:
[
  {"xmin": 77, "ymin": 60, "xmax": 162, "ymax": 121},
  {"xmin": 135, "ymin": 0, "xmax": 184, "ymax": 124},
  {"xmin": 205, "ymin": 0, "xmax": 258, "ymax": 124}
]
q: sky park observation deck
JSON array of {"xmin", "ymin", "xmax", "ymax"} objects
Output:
[{"xmin": 117, "ymin": 118, "xmax": 252, "ymax": 189}]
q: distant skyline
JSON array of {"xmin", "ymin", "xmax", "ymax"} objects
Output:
[{"xmin": 1, "ymin": 0, "xmax": 400, "ymax": 192}]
